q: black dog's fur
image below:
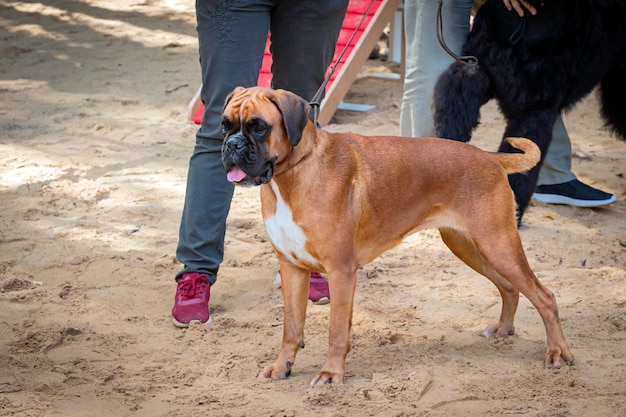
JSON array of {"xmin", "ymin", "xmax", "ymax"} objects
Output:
[{"xmin": 433, "ymin": 0, "xmax": 626, "ymax": 221}]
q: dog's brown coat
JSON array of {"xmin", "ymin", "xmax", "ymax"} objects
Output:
[{"xmin": 221, "ymin": 87, "xmax": 572, "ymax": 386}]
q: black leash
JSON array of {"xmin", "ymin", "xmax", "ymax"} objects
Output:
[
  {"xmin": 436, "ymin": 0, "xmax": 478, "ymax": 66},
  {"xmin": 309, "ymin": 0, "xmax": 378, "ymax": 126}
]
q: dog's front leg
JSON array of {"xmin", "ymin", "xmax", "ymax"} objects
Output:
[
  {"xmin": 258, "ymin": 261, "xmax": 309, "ymax": 380},
  {"xmin": 310, "ymin": 267, "xmax": 357, "ymax": 386}
]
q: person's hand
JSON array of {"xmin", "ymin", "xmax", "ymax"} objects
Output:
[{"xmin": 503, "ymin": 0, "xmax": 538, "ymax": 16}]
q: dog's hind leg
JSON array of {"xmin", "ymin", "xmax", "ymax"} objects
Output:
[
  {"xmin": 445, "ymin": 220, "xmax": 572, "ymax": 368},
  {"xmin": 599, "ymin": 56, "xmax": 626, "ymax": 140},
  {"xmin": 439, "ymin": 227, "xmax": 519, "ymax": 338},
  {"xmin": 433, "ymin": 62, "xmax": 493, "ymax": 142}
]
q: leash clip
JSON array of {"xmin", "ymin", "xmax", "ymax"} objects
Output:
[
  {"xmin": 308, "ymin": 0, "xmax": 378, "ymax": 125},
  {"xmin": 310, "ymin": 100, "xmax": 321, "ymax": 127}
]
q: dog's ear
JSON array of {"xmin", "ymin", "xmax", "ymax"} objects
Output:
[{"xmin": 271, "ymin": 90, "xmax": 311, "ymax": 146}]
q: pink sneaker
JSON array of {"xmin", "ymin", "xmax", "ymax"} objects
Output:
[
  {"xmin": 172, "ymin": 272, "xmax": 212, "ymax": 327},
  {"xmin": 309, "ymin": 272, "xmax": 330, "ymax": 305}
]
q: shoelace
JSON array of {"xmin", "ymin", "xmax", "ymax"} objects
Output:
[{"xmin": 177, "ymin": 275, "xmax": 207, "ymax": 301}]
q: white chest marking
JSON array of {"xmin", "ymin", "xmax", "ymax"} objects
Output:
[{"xmin": 264, "ymin": 181, "xmax": 318, "ymax": 267}]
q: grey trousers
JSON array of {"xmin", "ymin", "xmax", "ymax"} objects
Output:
[
  {"xmin": 175, "ymin": 0, "xmax": 348, "ymax": 284},
  {"xmin": 400, "ymin": 0, "xmax": 574, "ymax": 187}
]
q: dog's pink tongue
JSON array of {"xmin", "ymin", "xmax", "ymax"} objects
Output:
[{"xmin": 227, "ymin": 166, "xmax": 247, "ymax": 182}]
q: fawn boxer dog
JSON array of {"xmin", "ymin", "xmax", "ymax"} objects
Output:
[{"xmin": 221, "ymin": 86, "xmax": 573, "ymax": 386}]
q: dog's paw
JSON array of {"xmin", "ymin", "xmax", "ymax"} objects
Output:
[
  {"xmin": 310, "ymin": 370, "xmax": 344, "ymax": 386},
  {"xmin": 258, "ymin": 361, "xmax": 293, "ymax": 380},
  {"xmin": 482, "ymin": 322, "xmax": 515, "ymax": 339},
  {"xmin": 545, "ymin": 347, "xmax": 574, "ymax": 369}
]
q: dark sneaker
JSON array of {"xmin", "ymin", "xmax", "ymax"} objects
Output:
[
  {"xmin": 172, "ymin": 272, "xmax": 212, "ymax": 328},
  {"xmin": 309, "ymin": 272, "xmax": 330, "ymax": 305},
  {"xmin": 533, "ymin": 179, "xmax": 617, "ymax": 207}
]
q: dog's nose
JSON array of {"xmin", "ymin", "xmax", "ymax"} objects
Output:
[{"xmin": 226, "ymin": 135, "xmax": 245, "ymax": 150}]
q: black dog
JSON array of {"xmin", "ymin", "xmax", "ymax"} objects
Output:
[{"xmin": 433, "ymin": 0, "xmax": 626, "ymax": 221}]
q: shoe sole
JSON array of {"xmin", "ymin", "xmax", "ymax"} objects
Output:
[
  {"xmin": 172, "ymin": 316, "xmax": 213, "ymax": 328},
  {"xmin": 311, "ymin": 297, "xmax": 330, "ymax": 305},
  {"xmin": 533, "ymin": 193, "xmax": 617, "ymax": 207}
]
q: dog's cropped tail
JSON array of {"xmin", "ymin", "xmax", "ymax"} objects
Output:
[{"xmin": 495, "ymin": 137, "xmax": 541, "ymax": 174}]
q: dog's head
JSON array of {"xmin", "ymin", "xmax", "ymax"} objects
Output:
[{"xmin": 221, "ymin": 86, "xmax": 311, "ymax": 186}]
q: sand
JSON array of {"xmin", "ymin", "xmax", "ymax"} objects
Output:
[{"xmin": 1, "ymin": 1, "xmax": 625, "ymax": 416}]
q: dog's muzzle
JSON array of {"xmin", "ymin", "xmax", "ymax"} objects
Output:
[{"xmin": 222, "ymin": 133, "xmax": 274, "ymax": 186}]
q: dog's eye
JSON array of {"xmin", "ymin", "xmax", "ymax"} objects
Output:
[
  {"xmin": 221, "ymin": 120, "xmax": 231, "ymax": 134},
  {"xmin": 253, "ymin": 124, "xmax": 267, "ymax": 135},
  {"xmin": 247, "ymin": 118, "xmax": 270, "ymax": 138}
]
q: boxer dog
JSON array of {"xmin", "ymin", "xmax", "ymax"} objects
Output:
[{"xmin": 221, "ymin": 86, "xmax": 572, "ymax": 386}]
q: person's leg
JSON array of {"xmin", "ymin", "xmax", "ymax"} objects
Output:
[
  {"xmin": 173, "ymin": 0, "xmax": 272, "ymax": 327},
  {"xmin": 269, "ymin": 0, "xmax": 349, "ymax": 102},
  {"xmin": 401, "ymin": 0, "xmax": 472, "ymax": 138},
  {"xmin": 533, "ymin": 116, "xmax": 616, "ymax": 207}
]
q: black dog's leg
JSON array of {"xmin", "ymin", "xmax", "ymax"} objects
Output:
[
  {"xmin": 433, "ymin": 62, "xmax": 493, "ymax": 142},
  {"xmin": 599, "ymin": 56, "xmax": 626, "ymax": 140},
  {"xmin": 500, "ymin": 111, "xmax": 558, "ymax": 223}
]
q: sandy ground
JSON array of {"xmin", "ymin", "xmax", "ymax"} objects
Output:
[{"xmin": 1, "ymin": 1, "xmax": 625, "ymax": 416}]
